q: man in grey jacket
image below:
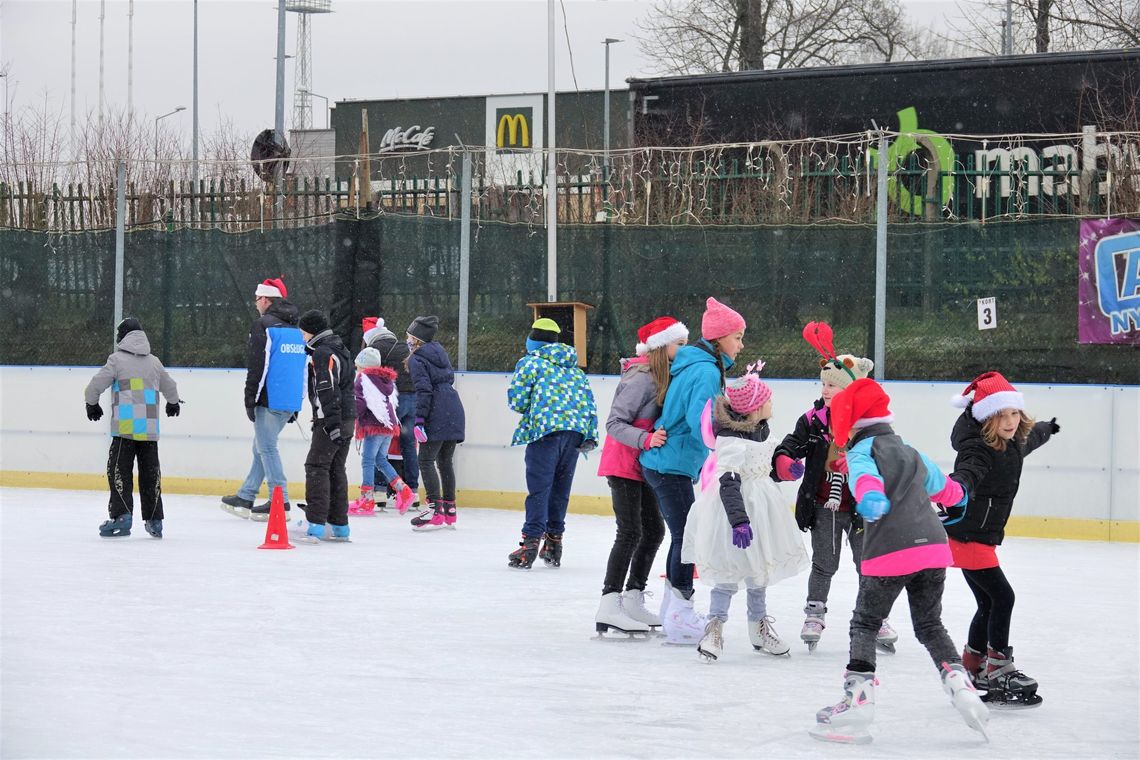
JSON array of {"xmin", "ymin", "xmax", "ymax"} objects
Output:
[{"xmin": 85, "ymin": 317, "xmax": 182, "ymax": 538}]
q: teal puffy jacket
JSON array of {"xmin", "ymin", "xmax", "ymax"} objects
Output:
[{"xmin": 639, "ymin": 340, "xmax": 732, "ymax": 479}]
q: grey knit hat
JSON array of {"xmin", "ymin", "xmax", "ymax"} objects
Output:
[
  {"xmin": 407, "ymin": 315, "xmax": 439, "ymax": 343},
  {"xmin": 355, "ymin": 347, "xmax": 383, "ymax": 369}
]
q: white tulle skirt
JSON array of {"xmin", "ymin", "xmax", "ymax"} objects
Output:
[{"xmin": 682, "ymin": 476, "xmax": 809, "ymax": 587}]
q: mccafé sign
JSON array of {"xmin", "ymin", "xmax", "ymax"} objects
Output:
[
  {"xmin": 496, "ymin": 108, "xmax": 532, "ymax": 152},
  {"xmin": 378, "ymin": 125, "xmax": 435, "ymax": 153}
]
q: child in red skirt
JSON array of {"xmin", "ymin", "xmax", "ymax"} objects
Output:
[{"xmin": 941, "ymin": 371, "xmax": 1059, "ymax": 708}]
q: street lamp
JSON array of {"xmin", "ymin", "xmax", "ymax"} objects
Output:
[
  {"xmin": 154, "ymin": 106, "xmax": 186, "ymax": 166},
  {"xmin": 602, "ymin": 38, "xmax": 622, "ymax": 186},
  {"xmin": 299, "ymin": 89, "xmax": 330, "ymax": 129}
]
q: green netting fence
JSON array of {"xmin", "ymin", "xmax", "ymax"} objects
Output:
[{"xmin": 1, "ymin": 214, "xmax": 1134, "ymax": 385}]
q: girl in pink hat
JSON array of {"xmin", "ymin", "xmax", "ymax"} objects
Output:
[
  {"xmin": 640, "ymin": 297, "xmax": 746, "ymax": 645},
  {"xmin": 594, "ymin": 316, "xmax": 689, "ymax": 637},
  {"xmin": 942, "ymin": 371, "xmax": 1059, "ymax": 709},
  {"xmin": 681, "ymin": 361, "xmax": 808, "ymax": 662}
]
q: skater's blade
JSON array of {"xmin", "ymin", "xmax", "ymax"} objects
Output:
[{"xmin": 809, "ymin": 725, "xmax": 872, "ymax": 745}]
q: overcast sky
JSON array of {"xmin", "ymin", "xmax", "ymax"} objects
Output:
[{"xmin": 2, "ymin": 0, "xmax": 964, "ymax": 143}]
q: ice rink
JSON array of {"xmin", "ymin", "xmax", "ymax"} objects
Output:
[{"xmin": 1, "ymin": 487, "xmax": 1137, "ymax": 759}]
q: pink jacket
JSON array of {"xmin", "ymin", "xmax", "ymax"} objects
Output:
[{"xmin": 597, "ymin": 357, "xmax": 661, "ymax": 482}]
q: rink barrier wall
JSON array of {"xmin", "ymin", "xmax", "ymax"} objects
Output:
[{"xmin": 2, "ymin": 366, "xmax": 1137, "ymax": 542}]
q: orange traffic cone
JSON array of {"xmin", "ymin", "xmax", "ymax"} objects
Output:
[{"xmin": 258, "ymin": 486, "xmax": 294, "ymax": 550}]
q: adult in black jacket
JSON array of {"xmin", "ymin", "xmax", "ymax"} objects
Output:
[
  {"xmin": 363, "ymin": 317, "xmax": 419, "ymax": 500},
  {"xmin": 297, "ymin": 310, "xmax": 356, "ymax": 540},
  {"xmin": 943, "ymin": 371, "xmax": 1057, "ymax": 705}
]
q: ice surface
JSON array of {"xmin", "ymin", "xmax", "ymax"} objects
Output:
[{"xmin": 1, "ymin": 488, "xmax": 1137, "ymax": 759}]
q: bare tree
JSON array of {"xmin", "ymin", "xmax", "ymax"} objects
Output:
[
  {"xmin": 947, "ymin": 0, "xmax": 1138, "ymax": 55},
  {"xmin": 638, "ymin": 0, "xmax": 941, "ymax": 75}
]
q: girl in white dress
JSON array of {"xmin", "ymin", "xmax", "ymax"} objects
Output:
[{"xmin": 682, "ymin": 361, "xmax": 809, "ymax": 661}]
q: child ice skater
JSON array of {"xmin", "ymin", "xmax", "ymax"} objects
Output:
[
  {"xmin": 349, "ymin": 347, "xmax": 416, "ymax": 516},
  {"xmin": 594, "ymin": 316, "xmax": 687, "ymax": 635},
  {"xmin": 811, "ymin": 378, "xmax": 988, "ymax": 745},
  {"xmin": 507, "ymin": 318, "xmax": 598, "ymax": 569},
  {"xmin": 943, "ymin": 371, "xmax": 1057, "ymax": 708},
  {"xmin": 773, "ymin": 322, "xmax": 897, "ymax": 653},
  {"xmin": 84, "ymin": 317, "xmax": 181, "ymax": 538},
  {"xmin": 682, "ymin": 362, "xmax": 808, "ymax": 661}
]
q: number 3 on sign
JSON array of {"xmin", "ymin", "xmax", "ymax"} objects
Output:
[{"xmin": 977, "ymin": 297, "xmax": 997, "ymax": 330}]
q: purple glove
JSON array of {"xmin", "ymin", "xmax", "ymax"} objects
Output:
[
  {"xmin": 414, "ymin": 424, "xmax": 428, "ymax": 444},
  {"xmin": 732, "ymin": 523, "xmax": 753, "ymax": 550},
  {"xmin": 774, "ymin": 455, "xmax": 805, "ymax": 481}
]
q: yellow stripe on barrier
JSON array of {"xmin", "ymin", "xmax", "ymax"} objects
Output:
[{"xmin": 1, "ymin": 470, "xmax": 1136, "ymax": 543}]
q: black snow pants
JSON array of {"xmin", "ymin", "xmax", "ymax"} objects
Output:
[
  {"xmin": 304, "ymin": 421, "xmax": 354, "ymax": 526},
  {"xmin": 107, "ymin": 437, "xmax": 163, "ymax": 520}
]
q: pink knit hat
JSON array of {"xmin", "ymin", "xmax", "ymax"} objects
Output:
[
  {"xmin": 701, "ymin": 297, "xmax": 746, "ymax": 341},
  {"xmin": 724, "ymin": 360, "xmax": 771, "ymax": 415}
]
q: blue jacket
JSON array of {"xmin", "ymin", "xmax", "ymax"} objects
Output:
[
  {"xmin": 639, "ymin": 340, "xmax": 732, "ymax": 479},
  {"xmin": 507, "ymin": 342, "xmax": 598, "ymax": 446},
  {"xmin": 408, "ymin": 341, "xmax": 466, "ymax": 443}
]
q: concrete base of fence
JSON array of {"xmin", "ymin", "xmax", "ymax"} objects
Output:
[{"xmin": 4, "ymin": 469, "xmax": 1135, "ymax": 543}]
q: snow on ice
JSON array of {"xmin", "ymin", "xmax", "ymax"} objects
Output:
[{"xmin": 1, "ymin": 488, "xmax": 1137, "ymax": 758}]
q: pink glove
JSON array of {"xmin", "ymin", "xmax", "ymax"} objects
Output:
[
  {"xmin": 832, "ymin": 454, "xmax": 848, "ymax": 474},
  {"xmin": 775, "ymin": 455, "xmax": 805, "ymax": 481},
  {"xmin": 414, "ymin": 420, "xmax": 428, "ymax": 444}
]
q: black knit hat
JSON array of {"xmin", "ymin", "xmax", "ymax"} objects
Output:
[
  {"xmin": 407, "ymin": 315, "xmax": 439, "ymax": 343},
  {"xmin": 116, "ymin": 317, "xmax": 143, "ymax": 343},
  {"xmin": 298, "ymin": 309, "xmax": 329, "ymax": 335}
]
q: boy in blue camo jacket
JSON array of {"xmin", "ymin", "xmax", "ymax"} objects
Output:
[{"xmin": 506, "ymin": 318, "xmax": 598, "ymax": 569}]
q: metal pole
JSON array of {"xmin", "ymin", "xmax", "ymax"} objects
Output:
[
  {"xmin": 98, "ymin": 0, "xmax": 105, "ymax": 134},
  {"xmin": 192, "ymin": 0, "xmax": 199, "ymax": 196},
  {"xmin": 603, "ymin": 42, "xmax": 611, "ymax": 183},
  {"xmin": 70, "ymin": 0, "xmax": 77, "ymax": 151},
  {"xmin": 458, "ymin": 152, "xmax": 472, "ymax": 372},
  {"xmin": 114, "ymin": 160, "xmax": 126, "ymax": 342},
  {"xmin": 545, "ymin": 0, "xmax": 557, "ymax": 302},
  {"xmin": 1004, "ymin": 0, "xmax": 1013, "ymax": 54},
  {"xmin": 127, "ymin": 0, "xmax": 134, "ymax": 124},
  {"xmin": 874, "ymin": 132, "xmax": 888, "ymax": 380},
  {"xmin": 275, "ymin": 0, "xmax": 286, "ymax": 148}
]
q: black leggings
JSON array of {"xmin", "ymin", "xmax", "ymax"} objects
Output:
[
  {"xmin": 962, "ymin": 566, "xmax": 1016, "ymax": 652},
  {"xmin": 601, "ymin": 476, "xmax": 665, "ymax": 595},
  {"xmin": 419, "ymin": 439, "xmax": 457, "ymax": 503}
]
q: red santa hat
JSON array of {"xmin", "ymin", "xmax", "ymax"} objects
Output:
[
  {"xmin": 254, "ymin": 277, "xmax": 287, "ymax": 299},
  {"xmin": 830, "ymin": 378, "xmax": 895, "ymax": 448},
  {"xmin": 952, "ymin": 371, "xmax": 1024, "ymax": 422},
  {"xmin": 635, "ymin": 316, "xmax": 689, "ymax": 356}
]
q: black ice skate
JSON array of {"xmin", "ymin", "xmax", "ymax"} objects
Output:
[
  {"xmin": 98, "ymin": 513, "xmax": 132, "ymax": 538},
  {"xmin": 539, "ymin": 532, "xmax": 563, "ymax": 567},
  {"xmin": 978, "ymin": 647, "xmax": 1042, "ymax": 709},
  {"xmin": 508, "ymin": 535, "xmax": 540, "ymax": 569}
]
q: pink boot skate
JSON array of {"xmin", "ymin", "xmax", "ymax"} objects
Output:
[
  {"xmin": 392, "ymin": 478, "xmax": 416, "ymax": 515},
  {"xmin": 348, "ymin": 486, "xmax": 376, "ymax": 516}
]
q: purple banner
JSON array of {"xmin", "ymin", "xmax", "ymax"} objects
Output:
[{"xmin": 1078, "ymin": 218, "xmax": 1140, "ymax": 345}]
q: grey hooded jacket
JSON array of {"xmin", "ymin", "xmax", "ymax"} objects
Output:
[{"xmin": 85, "ymin": 330, "xmax": 180, "ymax": 441}]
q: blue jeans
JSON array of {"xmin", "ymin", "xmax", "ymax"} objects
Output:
[
  {"xmin": 522, "ymin": 431, "xmax": 583, "ymax": 538},
  {"xmin": 394, "ymin": 393, "xmax": 420, "ymax": 490},
  {"xmin": 361, "ymin": 434, "xmax": 399, "ymax": 489},
  {"xmin": 238, "ymin": 407, "xmax": 292, "ymax": 502},
  {"xmin": 642, "ymin": 467, "xmax": 696, "ymax": 597}
]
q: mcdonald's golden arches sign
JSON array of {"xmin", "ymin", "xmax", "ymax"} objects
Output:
[{"xmin": 495, "ymin": 108, "xmax": 532, "ymax": 152}]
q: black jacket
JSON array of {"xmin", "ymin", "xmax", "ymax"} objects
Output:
[
  {"xmin": 944, "ymin": 408, "xmax": 1054, "ymax": 546},
  {"xmin": 305, "ymin": 329, "xmax": 356, "ymax": 432},
  {"xmin": 713, "ymin": 397, "xmax": 771, "ymax": 528},
  {"xmin": 367, "ymin": 332, "xmax": 414, "ymax": 394},
  {"xmin": 773, "ymin": 398, "xmax": 848, "ymax": 531},
  {"xmin": 244, "ymin": 299, "xmax": 300, "ymax": 409}
]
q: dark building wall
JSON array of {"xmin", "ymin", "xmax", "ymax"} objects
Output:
[
  {"xmin": 629, "ymin": 50, "xmax": 1140, "ymax": 144},
  {"xmin": 332, "ymin": 90, "xmax": 630, "ymax": 180}
]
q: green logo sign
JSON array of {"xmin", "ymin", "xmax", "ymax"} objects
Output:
[{"xmin": 869, "ymin": 107, "xmax": 956, "ymax": 216}]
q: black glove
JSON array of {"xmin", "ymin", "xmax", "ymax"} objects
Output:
[
  {"xmin": 288, "ymin": 412, "xmax": 298, "ymax": 424},
  {"xmin": 165, "ymin": 402, "xmax": 181, "ymax": 417},
  {"xmin": 86, "ymin": 403, "xmax": 103, "ymax": 421},
  {"xmin": 245, "ymin": 406, "xmax": 256, "ymax": 422},
  {"xmin": 325, "ymin": 424, "xmax": 343, "ymax": 443},
  {"xmin": 1049, "ymin": 417, "xmax": 1060, "ymax": 434}
]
